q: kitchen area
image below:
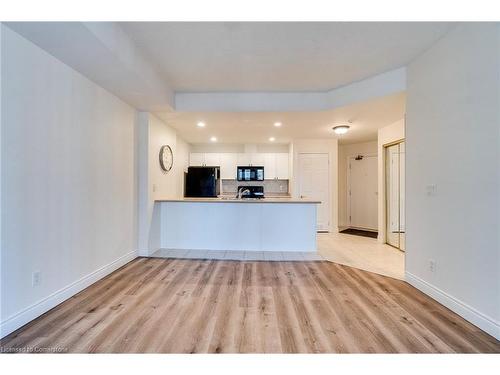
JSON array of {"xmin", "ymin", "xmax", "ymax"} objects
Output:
[{"xmin": 149, "ymin": 146, "xmax": 323, "ymax": 260}]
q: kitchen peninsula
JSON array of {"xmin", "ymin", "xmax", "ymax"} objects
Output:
[{"xmin": 153, "ymin": 198, "xmax": 320, "ymax": 253}]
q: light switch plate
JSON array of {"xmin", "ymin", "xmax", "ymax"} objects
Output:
[
  {"xmin": 32, "ymin": 271, "xmax": 41, "ymax": 287},
  {"xmin": 426, "ymin": 184, "xmax": 437, "ymax": 196}
]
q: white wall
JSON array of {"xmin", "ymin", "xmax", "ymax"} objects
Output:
[
  {"xmin": 149, "ymin": 114, "xmax": 189, "ymax": 200},
  {"xmin": 0, "ymin": 25, "xmax": 3, "ymax": 324},
  {"xmin": 6, "ymin": 22, "xmax": 175, "ymax": 111},
  {"xmin": 291, "ymin": 139, "xmax": 338, "ymax": 232},
  {"xmin": 406, "ymin": 23, "xmax": 500, "ymax": 339},
  {"xmin": 338, "ymin": 141, "xmax": 378, "ymax": 229},
  {"xmin": 377, "ymin": 119, "xmax": 405, "ymax": 242},
  {"xmin": 137, "ymin": 113, "xmax": 189, "ymax": 256},
  {"xmin": 1, "ymin": 26, "xmax": 138, "ymax": 337}
]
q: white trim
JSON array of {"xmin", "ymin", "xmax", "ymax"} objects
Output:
[
  {"xmin": 297, "ymin": 152, "xmax": 331, "ymax": 232},
  {"xmin": 405, "ymin": 271, "xmax": 500, "ymax": 340},
  {"xmin": 175, "ymin": 67, "xmax": 406, "ymax": 112},
  {"xmin": 0, "ymin": 250, "xmax": 138, "ymax": 339}
]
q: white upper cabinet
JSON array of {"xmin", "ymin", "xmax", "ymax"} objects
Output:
[
  {"xmin": 189, "ymin": 153, "xmax": 221, "ymax": 167},
  {"xmin": 189, "ymin": 153, "xmax": 205, "ymax": 166},
  {"xmin": 264, "ymin": 153, "xmax": 289, "ymax": 179},
  {"xmin": 236, "ymin": 153, "xmax": 266, "ymax": 167},
  {"xmin": 263, "ymin": 153, "xmax": 277, "ymax": 179},
  {"xmin": 204, "ymin": 153, "xmax": 221, "ymax": 167},
  {"xmin": 275, "ymin": 153, "xmax": 289, "ymax": 179},
  {"xmin": 250, "ymin": 153, "xmax": 265, "ymax": 166},
  {"xmin": 219, "ymin": 153, "xmax": 238, "ymax": 179},
  {"xmin": 237, "ymin": 153, "xmax": 251, "ymax": 166},
  {"xmin": 190, "ymin": 152, "xmax": 289, "ymax": 180}
]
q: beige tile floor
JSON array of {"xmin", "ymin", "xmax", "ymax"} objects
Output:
[
  {"xmin": 150, "ymin": 231, "xmax": 405, "ymax": 280},
  {"xmin": 150, "ymin": 248, "xmax": 324, "ymax": 261},
  {"xmin": 317, "ymin": 231, "xmax": 405, "ymax": 280}
]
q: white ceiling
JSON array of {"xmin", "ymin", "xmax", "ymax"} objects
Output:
[
  {"xmin": 156, "ymin": 92, "xmax": 405, "ymax": 145},
  {"xmin": 121, "ymin": 22, "xmax": 454, "ymax": 92}
]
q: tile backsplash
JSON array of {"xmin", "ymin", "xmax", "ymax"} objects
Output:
[{"xmin": 221, "ymin": 179, "xmax": 289, "ymax": 196}]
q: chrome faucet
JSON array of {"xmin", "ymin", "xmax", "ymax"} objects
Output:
[{"xmin": 236, "ymin": 187, "xmax": 251, "ymax": 199}]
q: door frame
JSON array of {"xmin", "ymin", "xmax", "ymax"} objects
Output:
[
  {"xmin": 382, "ymin": 139, "xmax": 405, "ymax": 251},
  {"xmin": 346, "ymin": 152, "xmax": 378, "ymax": 231},
  {"xmin": 297, "ymin": 152, "xmax": 331, "ymax": 232}
]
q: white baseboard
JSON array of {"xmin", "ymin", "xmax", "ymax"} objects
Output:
[
  {"xmin": 405, "ymin": 271, "xmax": 500, "ymax": 340},
  {"xmin": 0, "ymin": 249, "xmax": 138, "ymax": 339}
]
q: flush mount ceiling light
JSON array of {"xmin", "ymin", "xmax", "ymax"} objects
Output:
[
  {"xmin": 197, "ymin": 121, "xmax": 206, "ymax": 128},
  {"xmin": 274, "ymin": 122, "xmax": 282, "ymax": 127},
  {"xmin": 332, "ymin": 125, "xmax": 350, "ymax": 135},
  {"xmin": 269, "ymin": 137, "xmax": 276, "ymax": 142},
  {"xmin": 210, "ymin": 136, "xmax": 217, "ymax": 142}
]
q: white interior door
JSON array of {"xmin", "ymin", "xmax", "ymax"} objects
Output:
[
  {"xmin": 348, "ymin": 155, "xmax": 378, "ymax": 230},
  {"xmin": 298, "ymin": 153, "xmax": 330, "ymax": 231}
]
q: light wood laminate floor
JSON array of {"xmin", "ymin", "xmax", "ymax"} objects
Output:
[{"xmin": 1, "ymin": 258, "xmax": 498, "ymax": 353}]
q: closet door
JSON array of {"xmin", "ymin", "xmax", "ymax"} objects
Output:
[{"xmin": 385, "ymin": 141, "xmax": 405, "ymax": 250}]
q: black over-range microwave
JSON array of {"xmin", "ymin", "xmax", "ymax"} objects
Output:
[{"xmin": 237, "ymin": 166, "xmax": 264, "ymax": 181}]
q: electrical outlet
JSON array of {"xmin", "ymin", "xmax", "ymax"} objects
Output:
[
  {"xmin": 32, "ymin": 271, "xmax": 41, "ymax": 287},
  {"xmin": 429, "ymin": 260, "xmax": 436, "ymax": 273},
  {"xmin": 152, "ymin": 184, "xmax": 157, "ymax": 193}
]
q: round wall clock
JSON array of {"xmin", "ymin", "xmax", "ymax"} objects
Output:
[{"xmin": 159, "ymin": 145, "xmax": 173, "ymax": 172}]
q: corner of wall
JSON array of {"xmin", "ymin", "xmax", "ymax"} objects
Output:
[
  {"xmin": 377, "ymin": 119, "xmax": 405, "ymax": 243},
  {"xmin": 136, "ymin": 111, "xmax": 152, "ymax": 256}
]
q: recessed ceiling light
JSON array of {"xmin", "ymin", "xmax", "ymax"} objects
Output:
[
  {"xmin": 210, "ymin": 136, "xmax": 217, "ymax": 142},
  {"xmin": 332, "ymin": 125, "xmax": 350, "ymax": 135},
  {"xmin": 269, "ymin": 137, "xmax": 276, "ymax": 142},
  {"xmin": 197, "ymin": 121, "xmax": 206, "ymax": 128},
  {"xmin": 274, "ymin": 122, "xmax": 282, "ymax": 127}
]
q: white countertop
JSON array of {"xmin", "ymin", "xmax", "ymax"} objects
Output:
[{"xmin": 155, "ymin": 197, "xmax": 320, "ymax": 204}]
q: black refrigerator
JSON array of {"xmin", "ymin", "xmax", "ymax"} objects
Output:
[{"xmin": 184, "ymin": 166, "xmax": 221, "ymax": 197}]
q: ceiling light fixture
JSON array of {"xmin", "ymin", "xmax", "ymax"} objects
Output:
[
  {"xmin": 197, "ymin": 121, "xmax": 206, "ymax": 128},
  {"xmin": 210, "ymin": 136, "xmax": 217, "ymax": 142},
  {"xmin": 274, "ymin": 122, "xmax": 282, "ymax": 127},
  {"xmin": 269, "ymin": 137, "xmax": 276, "ymax": 142},
  {"xmin": 332, "ymin": 125, "xmax": 350, "ymax": 135}
]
